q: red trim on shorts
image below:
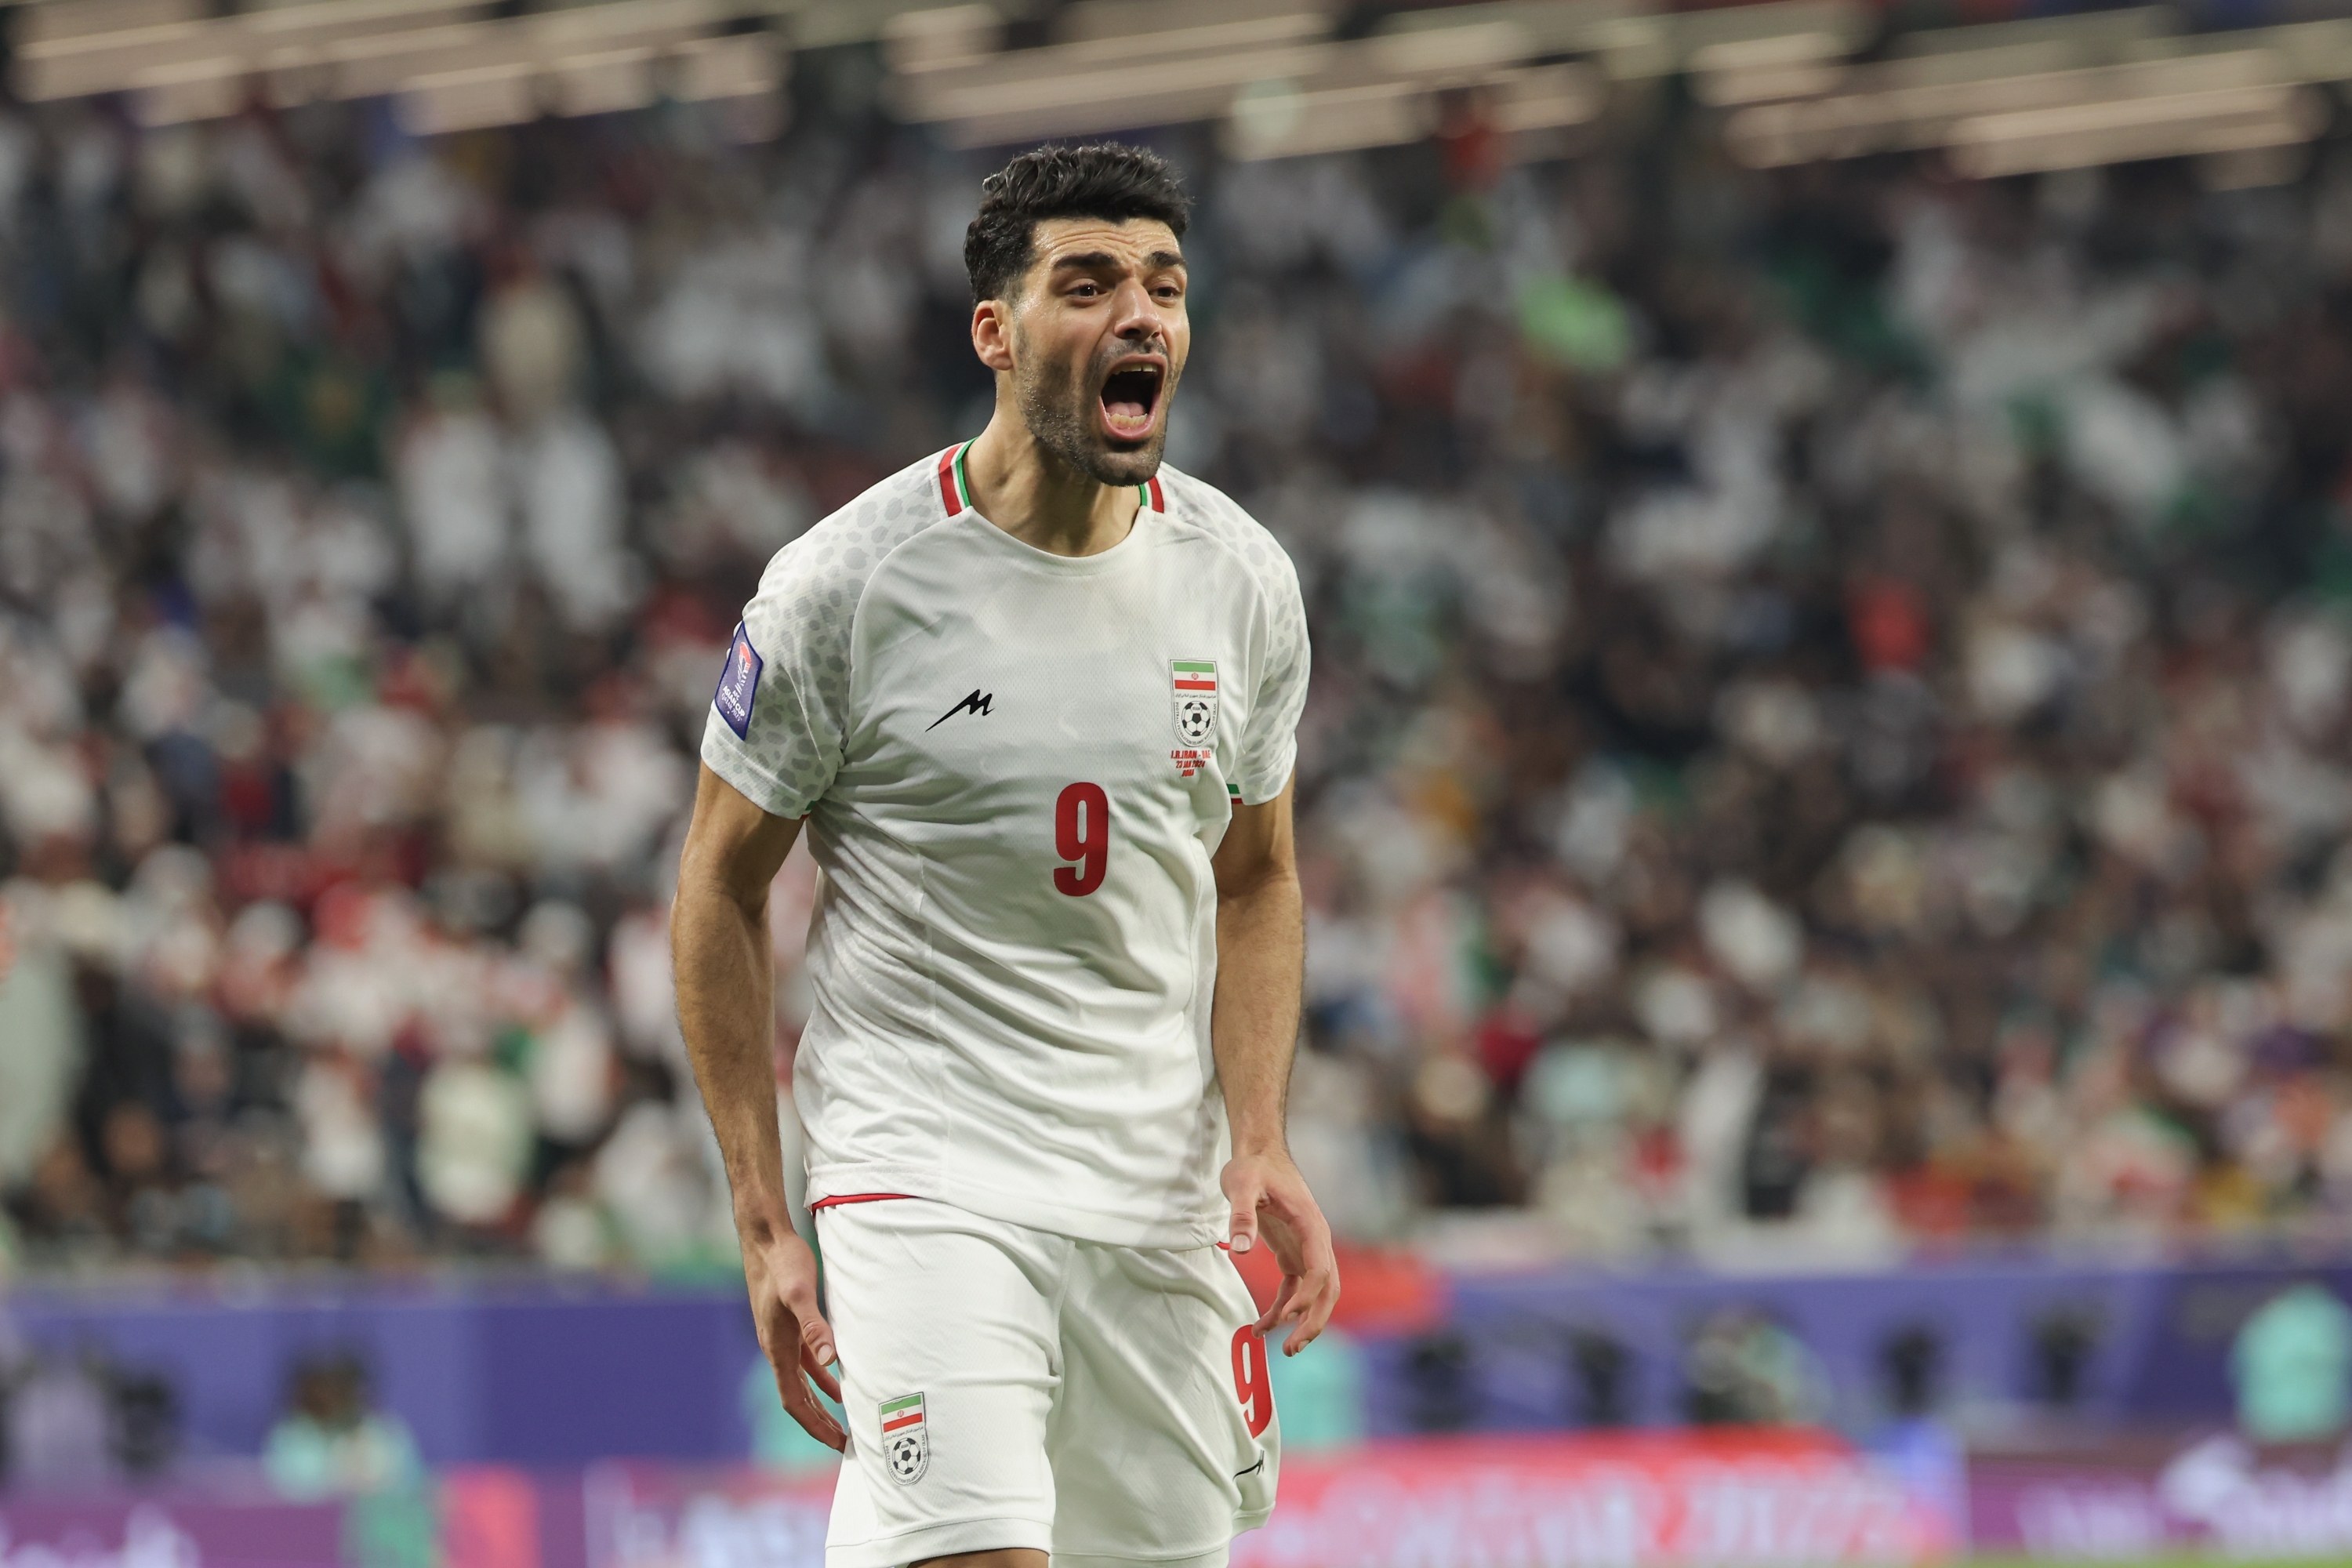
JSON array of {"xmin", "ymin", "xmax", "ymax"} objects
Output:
[{"xmin": 809, "ymin": 1193, "xmax": 916, "ymax": 1210}]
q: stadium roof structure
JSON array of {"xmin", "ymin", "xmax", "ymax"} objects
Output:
[
  {"xmin": 880, "ymin": 0, "xmax": 2352, "ymax": 182},
  {"xmin": 13, "ymin": 0, "xmax": 2352, "ymax": 182},
  {"xmin": 10, "ymin": 0, "xmax": 788, "ymax": 131}
]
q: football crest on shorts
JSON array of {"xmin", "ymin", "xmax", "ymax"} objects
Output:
[
  {"xmin": 1172, "ymin": 659, "xmax": 1218, "ymax": 746},
  {"xmin": 879, "ymin": 1392, "xmax": 928, "ymax": 1483}
]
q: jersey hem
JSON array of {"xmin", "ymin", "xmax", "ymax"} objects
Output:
[{"xmin": 804, "ymin": 1167, "xmax": 1223, "ymax": 1250}]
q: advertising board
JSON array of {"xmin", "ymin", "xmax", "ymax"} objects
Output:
[
  {"xmin": 577, "ymin": 1431, "xmax": 1951, "ymax": 1568},
  {"xmin": 1970, "ymin": 1432, "xmax": 2352, "ymax": 1561},
  {"xmin": 0, "ymin": 1432, "xmax": 1961, "ymax": 1568},
  {"xmin": 0, "ymin": 1496, "xmax": 346, "ymax": 1568},
  {"xmin": 1235, "ymin": 1432, "xmax": 1948, "ymax": 1568}
]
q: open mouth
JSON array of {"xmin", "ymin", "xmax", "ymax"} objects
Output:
[{"xmin": 1099, "ymin": 360, "xmax": 1164, "ymax": 441}]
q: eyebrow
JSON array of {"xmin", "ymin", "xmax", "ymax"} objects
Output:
[{"xmin": 1048, "ymin": 249, "xmax": 1188, "ymax": 273}]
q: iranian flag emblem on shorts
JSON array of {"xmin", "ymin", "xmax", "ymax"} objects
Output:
[
  {"xmin": 880, "ymin": 1392, "xmax": 929, "ymax": 1483},
  {"xmin": 1173, "ymin": 659, "xmax": 1218, "ymax": 746}
]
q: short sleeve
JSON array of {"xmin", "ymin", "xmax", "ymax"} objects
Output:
[
  {"xmin": 1230, "ymin": 554, "xmax": 1309, "ymax": 806},
  {"xmin": 699, "ymin": 549, "xmax": 854, "ymax": 820}
]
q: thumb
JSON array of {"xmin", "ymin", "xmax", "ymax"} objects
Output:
[
  {"xmin": 789, "ymin": 1289, "xmax": 837, "ymax": 1367},
  {"xmin": 1229, "ymin": 1189, "xmax": 1261, "ymax": 1255}
]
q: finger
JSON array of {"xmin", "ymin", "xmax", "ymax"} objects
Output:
[
  {"xmin": 1283, "ymin": 1269, "xmax": 1342, "ymax": 1355},
  {"xmin": 780, "ymin": 1373, "xmax": 848, "ymax": 1452},
  {"xmin": 787, "ymin": 1287, "xmax": 838, "ymax": 1368},
  {"xmin": 800, "ymin": 1338, "xmax": 844, "ymax": 1404},
  {"xmin": 1270, "ymin": 1274, "xmax": 1313, "ymax": 1330},
  {"xmin": 1270, "ymin": 1233, "xmax": 1339, "ymax": 1335},
  {"xmin": 1254, "ymin": 1272, "xmax": 1299, "ymax": 1337}
]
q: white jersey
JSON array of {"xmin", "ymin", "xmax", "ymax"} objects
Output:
[{"xmin": 701, "ymin": 444, "xmax": 1309, "ymax": 1247}]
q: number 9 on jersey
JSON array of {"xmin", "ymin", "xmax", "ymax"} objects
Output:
[{"xmin": 1054, "ymin": 782, "xmax": 1110, "ymax": 897}]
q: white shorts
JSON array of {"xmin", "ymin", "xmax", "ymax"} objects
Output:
[{"xmin": 815, "ymin": 1197, "xmax": 1280, "ymax": 1568}]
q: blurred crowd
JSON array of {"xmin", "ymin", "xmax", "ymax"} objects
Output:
[{"xmin": 12, "ymin": 46, "xmax": 2352, "ymax": 1276}]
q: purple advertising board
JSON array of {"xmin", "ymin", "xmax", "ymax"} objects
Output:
[
  {"xmin": 579, "ymin": 1464, "xmax": 833, "ymax": 1568},
  {"xmin": 1969, "ymin": 1432, "xmax": 2352, "ymax": 1560},
  {"xmin": 0, "ymin": 1437, "xmax": 1956, "ymax": 1568},
  {"xmin": 0, "ymin": 1494, "xmax": 346, "ymax": 1568},
  {"xmin": 22, "ymin": 1436, "xmax": 2352, "ymax": 1566},
  {"xmin": 4, "ymin": 1256, "xmax": 2348, "ymax": 1465}
]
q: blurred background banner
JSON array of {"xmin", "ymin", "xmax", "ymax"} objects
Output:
[
  {"xmin": 3, "ymin": 1282, "xmax": 761, "ymax": 1464},
  {"xmin": 4, "ymin": 1256, "xmax": 2346, "ymax": 1464},
  {"xmin": 18, "ymin": 1431, "xmax": 2352, "ymax": 1568},
  {"xmin": 0, "ymin": 1442, "xmax": 1955, "ymax": 1568},
  {"xmin": 1229, "ymin": 1431, "xmax": 1952, "ymax": 1567},
  {"xmin": 15, "ymin": 0, "xmax": 2352, "ymax": 1562}
]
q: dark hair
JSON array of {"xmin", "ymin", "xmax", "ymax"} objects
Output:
[{"xmin": 964, "ymin": 143, "xmax": 1191, "ymax": 306}]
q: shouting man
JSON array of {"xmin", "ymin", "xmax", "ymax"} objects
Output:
[{"xmin": 673, "ymin": 143, "xmax": 1338, "ymax": 1568}]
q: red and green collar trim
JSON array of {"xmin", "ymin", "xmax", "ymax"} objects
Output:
[{"xmin": 937, "ymin": 441, "xmax": 1164, "ymax": 518}]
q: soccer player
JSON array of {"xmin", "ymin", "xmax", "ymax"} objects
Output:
[{"xmin": 671, "ymin": 143, "xmax": 1339, "ymax": 1568}]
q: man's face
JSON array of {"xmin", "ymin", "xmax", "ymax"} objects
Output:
[{"xmin": 1000, "ymin": 216, "xmax": 1189, "ymax": 487}]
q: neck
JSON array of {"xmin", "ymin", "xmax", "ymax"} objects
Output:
[{"xmin": 961, "ymin": 405, "xmax": 1140, "ymax": 557}]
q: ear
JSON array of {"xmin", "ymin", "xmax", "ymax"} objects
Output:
[{"xmin": 971, "ymin": 298, "xmax": 1014, "ymax": 374}]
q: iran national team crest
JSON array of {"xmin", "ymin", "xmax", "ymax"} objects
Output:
[
  {"xmin": 1172, "ymin": 659, "xmax": 1218, "ymax": 746},
  {"xmin": 880, "ymin": 1392, "xmax": 929, "ymax": 1484}
]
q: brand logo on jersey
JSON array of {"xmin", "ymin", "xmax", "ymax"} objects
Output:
[
  {"xmin": 926, "ymin": 689, "xmax": 994, "ymax": 731},
  {"xmin": 714, "ymin": 624, "xmax": 762, "ymax": 740},
  {"xmin": 1172, "ymin": 659, "xmax": 1218, "ymax": 746},
  {"xmin": 880, "ymin": 1392, "xmax": 928, "ymax": 1483}
]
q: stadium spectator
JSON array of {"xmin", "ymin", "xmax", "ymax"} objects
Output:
[{"xmin": 263, "ymin": 1351, "xmax": 423, "ymax": 1499}]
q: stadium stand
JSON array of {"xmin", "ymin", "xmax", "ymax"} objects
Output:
[{"xmin": 8, "ymin": 0, "xmax": 2352, "ymax": 1279}]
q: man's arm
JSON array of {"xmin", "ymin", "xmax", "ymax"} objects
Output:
[
  {"xmin": 673, "ymin": 762, "xmax": 845, "ymax": 1449},
  {"xmin": 1210, "ymin": 772, "xmax": 1341, "ymax": 1354}
]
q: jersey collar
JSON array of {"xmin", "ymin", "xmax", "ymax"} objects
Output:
[{"xmin": 936, "ymin": 441, "xmax": 1166, "ymax": 519}]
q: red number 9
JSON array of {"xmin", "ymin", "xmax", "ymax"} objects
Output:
[
  {"xmin": 1054, "ymin": 782, "xmax": 1109, "ymax": 897},
  {"xmin": 1231, "ymin": 1325, "xmax": 1274, "ymax": 1436}
]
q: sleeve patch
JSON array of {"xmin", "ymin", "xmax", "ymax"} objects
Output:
[{"xmin": 713, "ymin": 622, "xmax": 764, "ymax": 739}]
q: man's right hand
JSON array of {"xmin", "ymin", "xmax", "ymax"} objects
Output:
[{"xmin": 744, "ymin": 1221, "xmax": 848, "ymax": 1451}]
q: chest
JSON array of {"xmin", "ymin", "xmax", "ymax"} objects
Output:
[{"xmin": 836, "ymin": 535, "xmax": 1254, "ymax": 822}]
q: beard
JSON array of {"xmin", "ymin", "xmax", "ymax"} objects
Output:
[{"xmin": 1012, "ymin": 329, "xmax": 1182, "ymax": 488}]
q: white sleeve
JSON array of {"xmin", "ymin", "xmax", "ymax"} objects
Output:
[
  {"xmin": 1231, "ymin": 554, "xmax": 1309, "ymax": 806},
  {"xmin": 699, "ymin": 547, "xmax": 853, "ymax": 820}
]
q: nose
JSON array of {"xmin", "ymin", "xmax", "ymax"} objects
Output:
[{"xmin": 1108, "ymin": 275, "xmax": 1158, "ymax": 341}]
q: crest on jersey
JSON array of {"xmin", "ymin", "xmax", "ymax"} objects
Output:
[
  {"xmin": 880, "ymin": 1392, "xmax": 928, "ymax": 1484},
  {"xmin": 1172, "ymin": 659, "xmax": 1218, "ymax": 746}
]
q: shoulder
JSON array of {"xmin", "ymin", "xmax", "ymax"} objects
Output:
[
  {"xmin": 1155, "ymin": 465, "xmax": 1300, "ymax": 602},
  {"xmin": 742, "ymin": 452, "xmax": 951, "ymax": 644}
]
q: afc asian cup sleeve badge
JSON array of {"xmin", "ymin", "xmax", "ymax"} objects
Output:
[
  {"xmin": 1172, "ymin": 659, "xmax": 1218, "ymax": 746},
  {"xmin": 879, "ymin": 1392, "xmax": 929, "ymax": 1484},
  {"xmin": 713, "ymin": 622, "xmax": 763, "ymax": 740}
]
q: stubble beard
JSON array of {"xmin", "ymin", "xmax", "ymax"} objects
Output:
[{"xmin": 1013, "ymin": 335, "xmax": 1181, "ymax": 489}]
